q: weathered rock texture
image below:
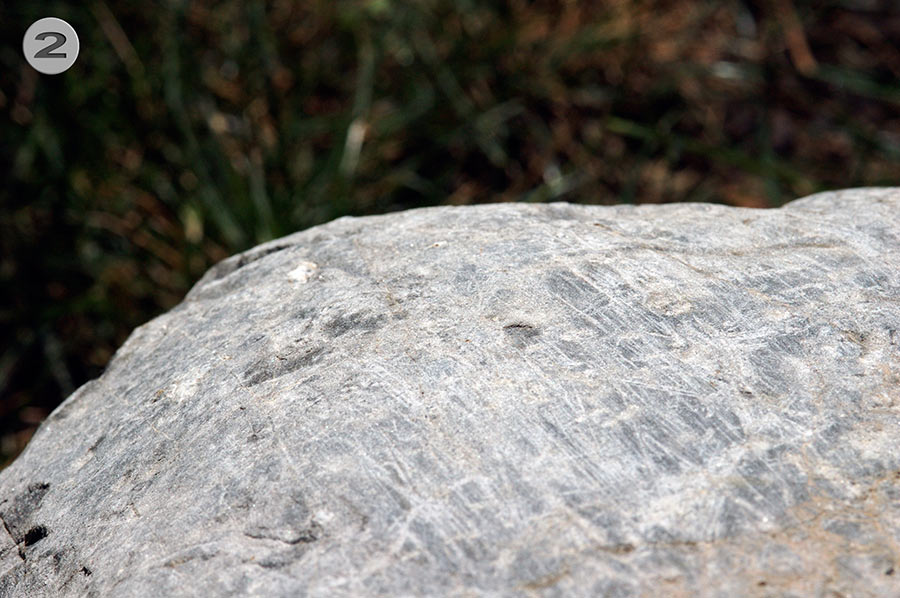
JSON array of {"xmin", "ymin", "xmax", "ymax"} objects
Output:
[{"xmin": 2, "ymin": 188, "xmax": 900, "ymax": 597}]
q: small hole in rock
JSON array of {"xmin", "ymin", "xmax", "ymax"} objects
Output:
[
  {"xmin": 81, "ymin": 566, "xmax": 92, "ymax": 576},
  {"xmin": 23, "ymin": 525, "xmax": 49, "ymax": 546}
]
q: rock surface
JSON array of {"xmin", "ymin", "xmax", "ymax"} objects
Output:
[{"xmin": 2, "ymin": 188, "xmax": 900, "ymax": 597}]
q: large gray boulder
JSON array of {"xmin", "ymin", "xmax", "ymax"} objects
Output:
[{"xmin": 2, "ymin": 188, "xmax": 899, "ymax": 597}]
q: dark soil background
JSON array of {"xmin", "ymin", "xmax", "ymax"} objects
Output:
[{"xmin": 2, "ymin": 0, "xmax": 899, "ymax": 466}]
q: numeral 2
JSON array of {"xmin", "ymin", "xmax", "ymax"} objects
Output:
[{"xmin": 34, "ymin": 32, "xmax": 67, "ymax": 58}]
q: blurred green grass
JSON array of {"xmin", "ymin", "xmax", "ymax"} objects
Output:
[{"xmin": 1, "ymin": 0, "xmax": 899, "ymax": 465}]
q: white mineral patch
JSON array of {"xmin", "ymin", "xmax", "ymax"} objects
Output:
[{"xmin": 287, "ymin": 261, "xmax": 318, "ymax": 283}]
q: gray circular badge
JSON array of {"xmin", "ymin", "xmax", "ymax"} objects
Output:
[{"xmin": 23, "ymin": 17, "xmax": 80, "ymax": 75}]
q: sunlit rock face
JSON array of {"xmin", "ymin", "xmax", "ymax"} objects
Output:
[{"xmin": 1, "ymin": 188, "xmax": 899, "ymax": 597}]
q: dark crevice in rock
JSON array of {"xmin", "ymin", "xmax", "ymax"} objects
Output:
[
  {"xmin": 503, "ymin": 323, "xmax": 535, "ymax": 330},
  {"xmin": 243, "ymin": 521, "xmax": 321, "ymax": 545},
  {"xmin": 595, "ymin": 542, "xmax": 635, "ymax": 555},
  {"xmin": 243, "ymin": 346, "xmax": 326, "ymax": 386},
  {"xmin": 22, "ymin": 526, "xmax": 48, "ymax": 547},
  {"xmin": 0, "ymin": 482, "xmax": 52, "ymax": 563},
  {"xmin": 0, "ymin": 512, "xmax": 25, "ymax": 561},
  {"xmin": 206, "ymin": 243, "xmax": 298, "ymax": 283},
  {"xmin": 234, "ymin": 244, "xmax": 296, "ymax": 271}
]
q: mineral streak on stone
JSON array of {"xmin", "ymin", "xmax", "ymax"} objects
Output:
[{"xmin": 1, "ymin": 188, "xmax": 899, "ymax": 597}]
